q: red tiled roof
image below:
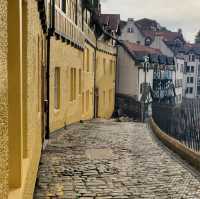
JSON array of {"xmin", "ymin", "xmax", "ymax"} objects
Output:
[
  {"xmin": 156, "ymin": 31, "xmax": 181, "ymax": 42},
  {"xmin": 123, "ymin": 40, "xmax": 161, "ymax": 55},
  {"xmin": 99, "ymin": 14, "xmax": 120, "ymax": 31}
]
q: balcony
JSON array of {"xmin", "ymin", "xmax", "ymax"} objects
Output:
[
  {"xmin": 97, "ymin": 40, "xmax": 117, "ymax": 55},
  {"xmin": 54, "ymin": 5, "xmax": 85, "ymax": 47},
  {"xmin": 83, "ymin": 22, "xmax": 96, "ymax": 46}
]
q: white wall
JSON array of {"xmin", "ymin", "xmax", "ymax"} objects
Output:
[
  {"xmin": 119, "ymin": 19, "xmax": 145, "ymax": 45},
  {"xmin": 183, "ymin": 54, "xmax": 199, "ymax": 99},
  {"xmin": 151, "ymin": 36, "xmax": 174, "ymax": 57},
  {"xmin": 174, "ymin": 57, "xmax": 184, "ymax": 104},
  {"xmin": 117, "ymin": 46, "xmax": 154, "ymax": 102},
  {"xmin": 117, "ymin": 46, "xmax": 139, "ymax": 99}
]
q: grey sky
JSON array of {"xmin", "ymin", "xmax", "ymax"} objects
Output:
[{"xmin": 101, "ymin": 0, "xmax": 200, "ymax": 43}]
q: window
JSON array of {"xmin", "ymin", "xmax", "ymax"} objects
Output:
[
  {"xmin": 192, "ymin": 55, "xmax": 195, "ymax": 62},
  {"xmin": 191, "ymin": 66, "xmax": 194, "ymax": 73},
  {"xmin": 87, "ymin": 48, "xmax": 90, "ymax": 72},
  {"xmin": 103, "ymin": 90, "xmax": 106, "ymax": 106},
  {"xmin": 82, "ymin": 92, "xmax": 85, "ymax": 114},
  {"xmin": 54, "ymin": 67, "xmax": 60, "ymax": 109},
  {"xmin": 189, "ymin": 87, "xmax": 193, "ymax": 94},
  {"xmin": 79, "ymin": 69, "xmax": 82, "ymax": 94},
  {"xmin": 103, "ymin": 58, "xmax": 106, "ymax": 74},
  {"xmin": 181, "ymin": 64, "xmax": 184, "ymax": 73},
  {"xmin": 110, "ymin": 60, "xmax": 112, "ymax": 75},
  {"xmin": 127, "ymin": 27, "xmax": 134, "ymax": 33},
  {"xmin": 197, "ymin": 86, "xmax": 200, "ymax": 95},
  {"xmin": 145, "ymin": 38, "xmax": 151, "ymax": 46},
  {"xmin": 70, "ymin": 68, "xmax": 76, "ymax": 101},
  {"xmin": 198, "ymin": 65, "xmax": 200, "ymax": 76},
  {"xmin": 109, "ymin": 89, "xmax": 112, "ymax": 104},
  {"xmin": 186, "ymin": 66, "xmax": 190, "ymax": 73},
  {"xmin": 62, "ymin": 0, "xmax": 66, "ymax": 13},
  {"xmin": 140, "ymin": 83, "xmax": 143, "ymax": 94},
  {"xmin": 176, "ymin": 64, "xmax": 179, "ymax": 71},
  {"xmin": 86, "ymin": 90, "xmax": 89, "ymax": 112},
  {"xmin": 187, "ymin": 77, "xmax": 193, "ymax": 83}
]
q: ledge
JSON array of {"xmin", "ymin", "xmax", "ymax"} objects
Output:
[{"xmin": 149, "ymin": 118, "xmax": 200, "ymax": 172}]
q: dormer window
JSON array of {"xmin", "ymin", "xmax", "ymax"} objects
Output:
[
  {"xmin": 145, "ymin": 37, "xmax": 151, "ymax": 46},
  {"xmin": 127, "ymin": 27, "xmax": 134, "ymax": 33},
  {"xmin": 62, "ymin": 0, "xmax": 66, "ymax": 13}
]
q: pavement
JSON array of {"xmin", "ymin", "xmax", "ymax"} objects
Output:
[{"xmin": 34, "ymin": 119, "xmax": 200, "ymax": 199}]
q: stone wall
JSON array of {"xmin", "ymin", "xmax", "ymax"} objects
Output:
[{"xmin": 116, "ymin": 94, "xmax": 142, "ymax": 121}]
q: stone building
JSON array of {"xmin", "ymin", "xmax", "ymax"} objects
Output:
[{"xmin": 0, "ymin": 0, "xmax": 117, "ymax": 198}]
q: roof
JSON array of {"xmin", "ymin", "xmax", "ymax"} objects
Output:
[
  {"xmin": 123, "ymin": 40, "xmax": 161, "ymax": 54},
  {"xmin": 135, "ymin": 18, "xmax": 160, "ymax": 31},
  {"xmin": 99, "ymin": 14, "xmax": 120, "ymax": 32},
  {"xmin": 156, "ymin": 31, "xmax": 183, "ymax": 42},
  {"xmin": 177, "ymin": 43, "xmax": 200, "ymax": 55},
  {"xmin": 119, "ymin": 20, "xmax": 127, "ymax": 30},
  {"xmin": 122, "ymin": 40, "xmax": 162, "ymax": 62}
]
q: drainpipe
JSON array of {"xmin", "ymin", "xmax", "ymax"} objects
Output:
[{"xmin": 45, "ymin": 0, "xmax": 55, "ymax": 139}]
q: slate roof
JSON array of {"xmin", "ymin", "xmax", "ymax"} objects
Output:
[
  {"xmin": 99, "ymin": 14, "xmax": 120, "ymax": 32},
  {"xmin": 177, "ymin": 43, "xmax": 200, "ymax": 55},
  {"xmin": 135, "ymin": 18, "xmax": 160, "ymax": 31}
]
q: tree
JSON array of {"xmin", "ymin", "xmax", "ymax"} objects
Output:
[{"xmin": 195, "ymin": 31, "xmax": 200, "ymax": 44}]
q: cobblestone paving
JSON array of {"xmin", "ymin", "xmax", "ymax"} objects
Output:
[{"xmin": 34, "ymin": 120, "xmax": 200, "ymax": 199}]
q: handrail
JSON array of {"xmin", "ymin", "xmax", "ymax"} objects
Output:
[
  {"xmin": 54, "ymin": 5, "xmax": 85, "ymax": 47},
  {"xmin": 97, "ymin": 40, "xmax": 117, "ymax": 55}
]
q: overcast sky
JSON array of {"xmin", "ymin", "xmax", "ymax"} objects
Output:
[{"xmin": 101, "ymin": 0, "xmax": 200, "ymax": 43}]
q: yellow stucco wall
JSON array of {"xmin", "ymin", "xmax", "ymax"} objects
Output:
[
  {"xmin": 0, "ymin": 1, "xmax": 117, "ymax": 198},
  {"xmin": 82, "ymin": 43, "xmax": 95, "ymax": 121},
  {"xmin": 96, "ymin": 48, "xmax": 116, "ymax": 118},
  {"xmin": 0, "ymin": 0, "xmax": 8, "ymax": 198},
  {"xmin": 49, "ymin": 40, "xmax": 95, "ymax": 132},
  {"xmin": 21, "ymin": 0, "xmax": 43, "ymax": 198},
  {"xmin": 5, "ymin": 0, "xmax": 43, "ymax": 198}
]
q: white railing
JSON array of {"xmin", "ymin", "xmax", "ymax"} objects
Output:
[
  {"xmin": 83, "ymin": 22, "xmax": 96, "ymax": 45},
  {"xmin": 54, "ymin": 5, "xmax": 85, "ymax": 47},
  {"xmin": 97, "ymin": 41, "xmax": 117, "ymax": 55}
]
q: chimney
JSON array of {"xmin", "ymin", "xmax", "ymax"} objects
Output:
[
  {"xmin": 178, "ymin": 28, "xmax": 182, "ymax": 35},
  {"xmin": 128, "ymin": 18, "xmax": 134, "ymax": 22}
]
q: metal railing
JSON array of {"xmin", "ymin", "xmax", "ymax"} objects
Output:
[{"xmin": 152, "ymin": 99, "xmax": 200, "ymax": 152}]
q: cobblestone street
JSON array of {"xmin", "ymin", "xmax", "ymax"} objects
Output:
[{"xmin": 34, "ymin": 120, "xmax": 200, "ymax": 199}]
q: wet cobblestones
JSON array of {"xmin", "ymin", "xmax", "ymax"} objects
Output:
[{"xmin": 34, "ymin": 120, "xmax": 200, "ymax": 198}]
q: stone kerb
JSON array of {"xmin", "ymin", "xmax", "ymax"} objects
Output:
[{"xmin": 149, "ymin": 118, "xmax": 200, "ymax": 172}]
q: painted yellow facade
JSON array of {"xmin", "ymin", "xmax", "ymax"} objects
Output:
[
  {"xmin": 0, "ymin": 0, "xmax": 117, "ymax": 198},
  {"xmin": 96, "ymin": 41, "xmax": 116, "ymax": 118}
]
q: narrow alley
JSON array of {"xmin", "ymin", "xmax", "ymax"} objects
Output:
[{"xmin": 34, "ymin": 120, "xmax": 200, "ymax": 199}]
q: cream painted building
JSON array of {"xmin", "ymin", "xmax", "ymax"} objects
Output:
[{"xmin": 116, "ymin": 41, "xmax": 158, "ymax": 121}]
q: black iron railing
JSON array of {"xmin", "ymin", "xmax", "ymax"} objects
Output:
[{"xmin": 152, "ymin": 99, "xmax": 200, "ymax": 152}]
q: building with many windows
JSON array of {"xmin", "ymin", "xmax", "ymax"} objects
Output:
[
  {"xmin": 181, "ymin": 45, "xmax": 200, "ymax": 99},
  {"xmin": 0, "ymin": 0, "xmax": 117, "ymax": 198}
]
